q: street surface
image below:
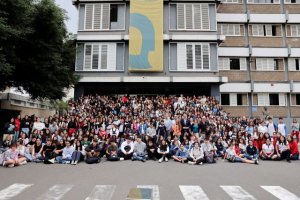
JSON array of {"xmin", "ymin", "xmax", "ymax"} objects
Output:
[{"xmin": 0, "ymin": 160, "xmax": 300, "ymax": 200}]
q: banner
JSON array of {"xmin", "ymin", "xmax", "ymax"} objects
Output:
[{"xmin": 129, "ymin": 0, "xmax": 163, "ymax": 72}]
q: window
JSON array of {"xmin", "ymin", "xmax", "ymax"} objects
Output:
[
  {"xmin": 269, "ymin": 94, "xmax": 279, "ymax": 105},
  {"xmin": 218, "ymin": 57, "xmax": 247, "ymax": 70},
  {"xmin": 84, "ymin": 4, "xmax": 124, "ymax": 30},
  {"xmin": 248, "ymin": 0, "xmax": 280, "ymax": 3},
  {"xmin": 288, "ymin": 58, "xmax": 300, "ymax": 71},
  {"xmin": 220, "ymin": 24, "xmax": 242, "ymax": 36},
  {"xmin": 252, "ymin": 24, "xmax": 280, "ymax": 36},
  {"xmin": 221, "ymin": 94, "xmax": 230, "ymax": 105},
  {"xmin": 296, "ymin": 94, "xmax": 300, "ymax": 105},
  {"xmin": 237, "ymin": 94, "xmax": 243, "ymax": 106},
  {"xmin": 230, "ymin": 59, "xmax": 240, "ymax": 70},
  {"xmin": 285, "ymin": 0, "xmax": 300, "ymax": 3},
  {"xmin": 222, "ymin": 0, "xmax": 239, "ymax": 3},
  {"xmin": 84, "ymin": 43, "xmax": 121, "ymax": 71},
  {"xmin": 290, "ymin": 25, "xmax": 300, "ymax": 37},
  {"xmin": 176, "ymin": 3, "xmax": 210, "ymax": 30},
  {"xmin": 256, "ymin": 58, "xmax": 281, "ymax": 71},
  {"xmin": 176, "ymin": 43, "xmax": 210, "ymax": 71}
]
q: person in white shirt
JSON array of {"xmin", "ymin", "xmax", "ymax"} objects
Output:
[
  {"xmin": 277, "ymin": 117, "xmax": 287, "ymax": 137},
  {"xmin": 260, "ymin": 138, "xmax": 278, "ymax": 160},
  {"xmin": 56, "ymin": 140, "xmax": 74, "ymax": 164},
  {"xmin": 118, "ymin": 135, "xmax": 134, "ymax": 160},
  {"xmin": 32, "ymin": 117, "xmax": 45, "ymax": 131},
  {"xmin": 266, "ymin": 117, "xmax": 277, "ymax": 137}
]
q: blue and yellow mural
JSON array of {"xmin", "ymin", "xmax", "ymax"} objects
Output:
[{"xmin": 129, "ymin": 0, "xmax": 163, "ymax": 72}]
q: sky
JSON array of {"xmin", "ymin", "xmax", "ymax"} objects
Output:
[{"xmin": 55, "ymin": 0, "xmax": 78, "ymax": 33}]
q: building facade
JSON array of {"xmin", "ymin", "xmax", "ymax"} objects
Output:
[{"xmin": 73, "ymin": 0, "xmax": 300, "ymax": 119}]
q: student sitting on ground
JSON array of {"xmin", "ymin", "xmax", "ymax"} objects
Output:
[
  {"xmin": 118, "ymin": 135, "xmax": 134, "ymax": 160},
  {"xmin": 157, "ymin": 139, "xmax": 169, "ymax": 163},
  {"xmin": 106, "ymin": 139, "xmax": 123, "ymax": 161},
  {"xmin": 172, "ymin": 143, "xmax": 189, "ymax": 163},
  {"xmin": 85, "ymin": 139, "xmax": 101, "ymax": 164},
  {"xmin": 2, "ymin": 143, "xmax": 27, "ymax": 168},
  {"xmin": 260, "ymin": 138, "xmax": 278, "ymax": 160},
  {"xmin": 225, "ymin": 142, "xmax": 258, "ymax": 165},
  {"xmin": 56, "ymin": 140, "xmax": 74, "ymax": 164},
  {"xmin": 132, "ymin": 135, "xmax": 147, "ymax": 162},
  {"xmin": 188, "ymin": 142, "xmax": 205, "ymax": 165}
]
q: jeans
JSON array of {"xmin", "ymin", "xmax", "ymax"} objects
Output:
[
  {"xmin": 24, "ymin": 153, "xmax": 33, "ymax": 161},
  {"xmin": 244, "ymin": 153, "xmax": 258, "ymax": 160},
  {"xmin": 21, "ymin": 128, "xmax": 30, "ymax": 136},
  {"xmin": 71, "ymin": 151, "xmax": 82, "ymax": 162},
  {"xmin": 13, "ymin": 131, "xmax": 19, "ymax": 142},
  {"xmin": 56, "ymin": 156, "xmax": 72, "ymax": 164},
  {"xmin": 132, "ymin": 152, "xmax": 146, "ymax": 161}
]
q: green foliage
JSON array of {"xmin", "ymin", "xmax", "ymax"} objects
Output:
[{"xmin": 0, "ymin": 0, "xmax": 78, "ymax": 100}]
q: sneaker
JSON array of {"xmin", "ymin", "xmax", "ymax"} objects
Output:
[
  {"xmin": 254, "ymin": 159, "xmax": 259, "ymax": 165},
  {"xmin": 181, "ymin": 160, "xmax": 185, "ymax": 163},
  {"xmin": 74, "ymin": 160, "xmax": 78, "ymax": 165},
  {"xmin": 20, "ymin": 160, "xmax": 27, "ymax": 165},
  {"xmin": 188, "ymin": 161, "xmax": 196, "ymax": 165},
  {"xmin": 48, "ymin": 158, "xmax": 55, "ymax": 164},
  {"xmin": 142, "ymin": 158, "xmax": 146, "ymax": 162},
  {"xmin": 200, "ymin": 162, "xmax": 203, "ymax": 165},
  {"xmin": 164, "ymin": 157, "xmax": 168, "ymax": 162},
  {"xmin": 65, "ymin": 161, "xmax": 70, "ymax": 164},
  {"xmin": 71, "ymin": 161, "xmax": 75, "ymax": 165},
  {"xmin": 8, "ymin": 164, "xmax": 14, "ymax": 168},
  {"xmin": 119, "ymin": 157, "xmax": 124, "ymax": 161},
  {"xmin": 158, "ymin": 158, "xmax": 163, "ymax": 163},
  {"xmin": 131, "ymin": 157, "xmax": 135, "ymax": 161}
]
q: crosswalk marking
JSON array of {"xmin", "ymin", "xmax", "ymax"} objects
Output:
[
  {"xmin": 0, "ymin": 184, "xmax": 33, "ymax": 200},
  {"xmin": 220, "ymin": 186, "xmax": 256, "ymax": 200},
  {"xmin": 85, "ymin": 185, "xmax": 116, "ymax": 200},
  {"xmin": 179, "ymin": 185, "xmax": 209, "ymax": 200},
  {"xmin": 137, "ymin": 185, "xmax": 160, "ymax": 200},
  {"xmin": 261, "ymin": 186, "xmax": 300, "ymax": 200},
  {"xmin": 36, "ymin": 184, "xmax": 73, "ymax": 200}
]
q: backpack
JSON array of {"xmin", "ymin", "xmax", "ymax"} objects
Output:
[{"xmin": 204, "ymin": 151, "xmax": 215, "ymax": 164}]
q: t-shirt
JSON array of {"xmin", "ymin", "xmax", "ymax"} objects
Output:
[
  {"xmin": 42, "ymin": 145, "xmax": 55, "ymax": 157},
  {"xmin": 262, "ymin": 144, "xmax": 274, "ymax": 154},
  {"xmin": 277, "ymin": 142, "xmax": 288, "ymax": 153}
]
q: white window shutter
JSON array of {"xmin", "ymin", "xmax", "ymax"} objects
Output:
[
  {"xmin": 264, "ymin": 94, "xmax": 270, "ymax": 106},
  {"xmin": 228, "ymin": 24, "xmax": 234, "ymax": 35},
  {"xmin": 256, "ymin": 58, "xmax": 263, "ymax": 70},
  {"xmin": 262, "ymin": 58, "xmax": 268, "ymax": 70},
  {"xmin": 258, "ymin": 94, "xmax": 265, "ymax": 106},
  {"xmin": 193, "ymin": 4, "xmax": 201, "ymax": 30},
  {"xmin": 177, "ymin": 4, "xmax": 185, "ymax": 29},
  {"xmin": 185, "ymin": 4, "xmax": 193, "ymax": 30},
  {"xmin": 273, "ymin": 0, "xmax": 280, "ymax": 3},
  {"xmin": 288, "ymin": 58, "xmax": 296, "ymax": 71},
  {"xmin": 201, "ymin": 4, "xmax": 210, "ymax": 30},
  {"xmin": 177, "ymin": 43, "xmax": 186, "ymax": 70},
  {"xmin": 248, "ymin": 0, "xmax": 254, "ymax": 3},
  {"xmin": 221, "ymin": 24, "xmax": 228, "ymax": 35},
  {"xmin": 85, "ymin": 4, "xmax": 94, "ymax": 30},
  {"xmin": 230, "ymin": 93, "xmax": 237, "ymax": 106},
  {"xmin": 234, "ymin": 25, "xmax": 241, "ymax": 36},
  {"xmin": 218, "ymin": 58, "xmax": 224, "ymax": 70},
  {"xmin": 102, "ymin": 4, "xmax": 110, "ymax": 29},
  {"xmin": 279, "ymin": 94, "xmax": 286, "ymax": 106},
  {"xmin": 258, "ymin": 25, "xmax": 264, "ymax": 36},
  {"xmin": 252, "ymin": 25, "xmax": 259, "ymax": 36},
  {"xmin": 285, "ymin": 0, "xmax": 291, "ymax": 3},
  {"xmin": 84, "ymin": 44, "xmax": 92, "ymax": 69},
  {"xmin": 93, "ymin": 4, "xmax": 101, "ymax": 29},
  {"xmin": 202, "ymin": 43, "xmax": 210, "ymax": 69},
  {"xmin": 265, "ymin": 25, "xmax": 272, "ymax": 36},
  {"xmin": 107, "ymin": 43, "xmax": 116, "ymax": 70},
  {"xmin": 268, "ymin": 58, "xmax": 274, "ymax": 71},
  {"xmin": 297, "ymin": 25, "xmax": 300, "ymax": 36},
  {"xmin": 100, "ymin": 44, "xmax": 108, "ymax": 69},
  {"xmin": 239, "ymin": 58, "xmax": 247, "ymax": 70},
  {"xmin": 223, "ymin": 58, "xmax": 230, "ymax": 70},
  {"xmin": 92, "ymin": 44, "xmax": 99, "ymax": 69},
  {"xmin": 291, "ymin": 25, "xmax": 297, "ymax": 37},
  {"xmin": 195, "ymin": 45, "xmax": 202, "ymax": 69}
]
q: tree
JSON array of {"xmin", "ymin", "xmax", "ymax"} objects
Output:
[{"xmin": 0, "ymin": 0, "xmax": 78, "ymax": 100}]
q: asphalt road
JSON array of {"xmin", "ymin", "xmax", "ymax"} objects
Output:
[{"xmin": 0, "ymin": 159, "xmax": 300, "ymax": 200}]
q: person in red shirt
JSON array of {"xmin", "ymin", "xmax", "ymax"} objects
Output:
[
  {"xmin": 287, "ymin": 135, "xmax": 299, "ymax": 160},
  {"xmin": 256, "ymin": 132, "xmax": 265, "ymax": 152}
]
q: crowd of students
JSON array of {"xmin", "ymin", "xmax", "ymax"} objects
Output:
[{"xmin": 0, "ymin": 95, "xmax": 299, "ymax": 168}]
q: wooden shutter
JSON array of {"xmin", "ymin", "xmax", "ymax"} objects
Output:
[
  {"xmin": 279, "ymin": 94, "xmax": 286, "ymax": 106},
  {"xmin": 177, "ymin": 4, "xmax": 185, "ymax": 29},
  {"xmin": 102, "ymin": 4, "xmax": 110, "ymax": 29},
  {"xmin": 288, "ymin": 58, "xmax": 296, "ymax": 71},
  {"xmin": 107, "ymin": 43, "xmax": 116, "ymax": 71},
  {"xmin": 230, "ymin": 93, "xmax": 237, "ymax": 106},
  {"xmin": 201, "ymin": 4, "xmax": 210, "ymax": 30},
  {"xmin": 202, "ymin": 44, "xmax": 210, "ymax": 69},
  {"xmin": 85, "ymin": 4, "xmax": 94, "ymax": 30},
  {"xmin": 195, "ymin": 45, "xmax": 202, "ymax": 69},
  {"xmin": 185, "ymin": 4, "xmax": 193, "ymax": 30},
  {"xmin": 265, "ymin": 25, "xmax": 272, "ymax": 36},
  {"xmin": 193, "ymin": 4, "xmax": 201, "ymax": 30},
  {"xmin": 100, "ymin": 44, "xmax": 108, "ymax": 69},
  {"xmin": 84, "ymin": 44, "xmax": 92, "ymax": 69},
  {"xmin": 239, "ymin": 58, "xmax": 247, "ymax": 70},
  {"xmin": 177, "ymin": 43, "xmax": 186, "ymax": 70}
]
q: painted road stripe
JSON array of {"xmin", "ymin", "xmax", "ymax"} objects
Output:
[
  {"xmin": 261, "ymin": 186, "xmax": 300, "ymax": 200},
  {"xmin": 179, "ymin": 185, "xmax": 209, "ymax": 200},
  {"xmin": 220, "ymin": 186, "xmax": 256, "ymax": 200},
  {"xmin": 137, "ymin": 185, "xmax": 160, "ymax": 200},
  {"xmin": 85, "ymin": 185, "xmax": 116, "ymax": 200},
  {"xmin": 36, "ymin": 185, "xmax": 73, "ymax": 200},
  {"xmin": 0, "ymin": 184, "xmax": 33, "ymax": 200}
]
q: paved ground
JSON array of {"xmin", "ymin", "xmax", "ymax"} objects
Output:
[{"xmin": 0, "ymin": 159, "xmax": 300, "ymax": 200}]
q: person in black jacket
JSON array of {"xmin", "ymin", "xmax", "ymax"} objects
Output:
[
  {"xmin": 85, "ymin": 139, "xmax": 101, "ymax": 164},
  {"xmin": 146, "ymin": 140, "xmax": 158, "ymax": 161},
  {"xmin": 244, "ymin": 140, "xmax": 259, "ymax": 160}
]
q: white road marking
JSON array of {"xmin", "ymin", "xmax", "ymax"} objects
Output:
[
  {"xmin": 0, "ymin": 184, "xmax": 33, "ymax": 200},
  {"xmin": 179, "ymin": 185, "xmax": 209, "ymax": 200},
  {"xmin": 85, "ymin": 185, "xmax": 116, "ymax": 200},
  {"xmin": 36, "ymin": 185, "xmax": 73, "ymax": 200},
  {"xmin": 137, "ymin": 185, "xmax": 160, "ymax": 200},
  {"xmin": 220, "ymin": 186, "xmax": 256, "ymax": 200},
  {"xmin": 261, "ymin": 186, "xmax": 300, "ymax": 200}
]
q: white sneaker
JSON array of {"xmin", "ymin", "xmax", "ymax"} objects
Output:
[
  {"xmin": 8, "ymin": 164, "xmax": 14, "ymax": 168},
  {"xmin": 164, "ymin": 157, "xmax": 168, "ymax": 162},
  {"xmin": 71, "ymin": 161, "xmax": 75, "ymax": 165},
  {"xmin": 188, "ymin": 161, "xmax": 196, "ymax": 165},
  {"xmin": 119, "ymin": 157, "xmax": 124, "ymax": 161},
  {"xmin": 48, "ymin": 158, "xmax": 55, "ymax": 164},
  {"xmin": 199, "ymin": 162, "xmax": 203, "ymax": 165},
  {"xmin": 74, "ymin": 160, "xmax": 78, "ymax": 165},
  {"xmin": 20, "ymin": 160, "xmax": 27, "ymax": 165},
  {"xmin": 158, "ymin": 158, "xmax": 163, "ymax": 163}
]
